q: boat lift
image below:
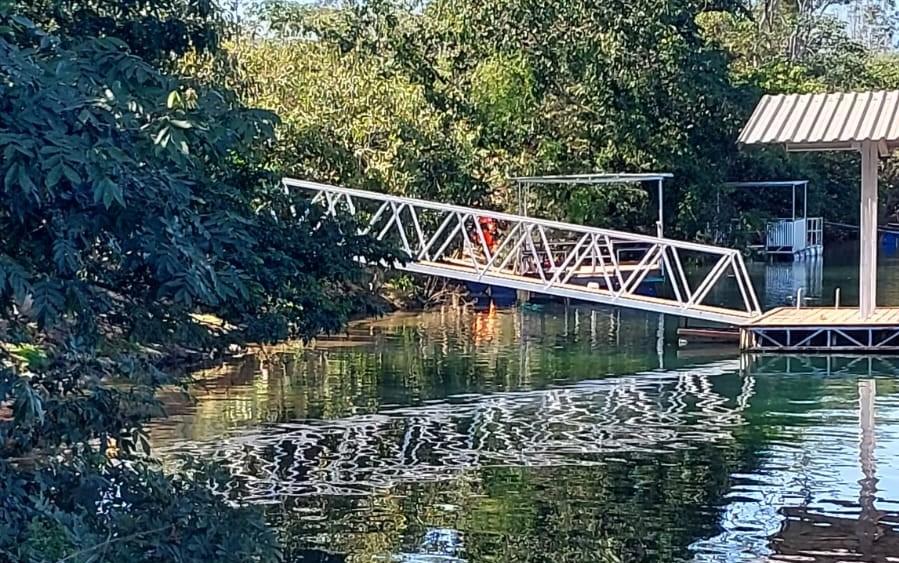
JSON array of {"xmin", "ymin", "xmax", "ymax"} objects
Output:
[
  {"xmin": 724, "ymin": 180, "xmax": 823, "ymax": 260},
  {"xmin": 509, "ymin": 173, "xmax": 673, "ymax": 238},
  {"xmin": 507, "ymin": 173, "xmax": 673, "ymax": 287}
]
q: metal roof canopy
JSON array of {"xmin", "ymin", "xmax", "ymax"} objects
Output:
[
  {"xmin": 738, "ymin": 90, "xmax": 899, "ymax": 318},
  {"xmin": 510, "ymin": 173, "xmax": 673, "ymax": 237},
  {"xmin": 738, "ymin": 91, "xmax": 899, "ymax": 155},
  {"xmin": 724, "ymin": 180, "xmax": 809, "ymax": 221},
  {"xmin": 510, "ymin": 172, "xmax": 673, "ymax": 185},
  {"xmin": 724, "ymin": 180, "xmax": 807, "ymax": 188}
]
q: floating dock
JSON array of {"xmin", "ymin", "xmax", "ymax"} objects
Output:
[
  {"xmin": 741, "ymin": 307, "xmax": 899, "ymax": 352},
  {"xmin": 736, "ymin": 90, "xmax": 899, "ymax": 354}
]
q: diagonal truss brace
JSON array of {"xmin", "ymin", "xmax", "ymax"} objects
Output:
[{"xmin": 286, "ymin": 178, "xmax": 763, "ymax": 325}]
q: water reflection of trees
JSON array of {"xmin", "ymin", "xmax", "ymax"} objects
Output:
[
  {"xmin": 152, "ymin": 309, "xmax": 899, "ymax": 562},
  {"xmin": 159, "ymin": 359, "xmax": 763, "ymax": 562},
  {"xmin": 154, "ymin": 307, "xmax": 685, "ymax": 444}
]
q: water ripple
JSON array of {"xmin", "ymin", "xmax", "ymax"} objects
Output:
[{"xmin": 159, "ymin": 360, "xmax": 749, "ymax": 501}]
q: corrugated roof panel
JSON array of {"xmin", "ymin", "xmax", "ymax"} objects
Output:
[
  {"xmin": 888, "ymin": 97, "xmax": 899, "ymax": 140},
  {"xmin": 856, "ymin": 91, "xmax": 885, "ymax": 141},
  {"xmin": 839, "ymin": 92, "xmax": 868, "ymax": 141},
  {"xmin": 738, "ymin": 90, "xmax": 899, "ymax": 150},
  {"xmin": 873, "ymin": 91, "xmax": 899, "ymax": 139},
  {"xmin": 739, "ymin": 96, "xmax": 770, "ymax": 143},
  {"xmin": 781, "ymin": 94, "xmax": 811, "ymax": 140},
  {"xmin": 840, "ymin": 92, "xmax": 870, "ymax": 141},
  {"xmin": 792, "ymin": 94, "xmax": 826, "ymax": 143},
  {"xmin": 739, "ymin": 95, "xmax": 775, "ymax": 144},
  {"xmin": 760, "ymin": 95, "xmax": 793, "ymax": 143},
  {"xmin": 808, "ymin": 93, "xmax": 840, "ymax": 142},
  {"xmin": 823, "ymin": 92, "xmax": 854, "ymax": 141}
]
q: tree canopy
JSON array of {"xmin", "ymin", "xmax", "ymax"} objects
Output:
[
  {"xmin": 236, "ymin": 0, "xmax": 899, "ymax": 237},
  {"xmin": 0, "ymin": 1, "xmax": 394, "ymax": 560}
]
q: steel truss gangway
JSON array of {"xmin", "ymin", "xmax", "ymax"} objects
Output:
[{"xmin": 286, "ymin": 179, "xmax": 763, "ymax": 325}]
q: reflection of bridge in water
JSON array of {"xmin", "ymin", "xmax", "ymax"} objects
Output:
[
  {"xmin": 158, "ymin": 348, "xmax": 899, "ymax": 561},
  {"xmin": 164, "ymin": 360, "xmax": 752, "ymax": 500}
]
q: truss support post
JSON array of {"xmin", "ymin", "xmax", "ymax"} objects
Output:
[
  {"xmin": 517, "ymin": 289, "xmax": 531, "ymax": 303},
  {"xmin": 657, "ymin": 178, "xmax": 664, "ymax": 238}
]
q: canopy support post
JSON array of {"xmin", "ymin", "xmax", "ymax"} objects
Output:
[
  {"xmin": 860, "ymin": 141, "xmax": 879, "ymax": 319},
  {"xmin": 803, "ymin": 182, "xmax": 808, "ymax": 218},
  {"xmin": 792, "ymin": 183, "xmax": 796, "ymax": 220},
  {"xmin": 657, "ymin": 178, "xmax": 664, "ymax": 238}
]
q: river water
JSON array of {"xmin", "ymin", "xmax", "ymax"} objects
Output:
[{"xmin": 152, "ymin": 242, "xmax": 899, "ymax": 562}]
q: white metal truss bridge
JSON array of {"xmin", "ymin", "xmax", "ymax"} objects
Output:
[{"xmin": 286, "ymin": 179, "xmax": 763, "ymax": 326}]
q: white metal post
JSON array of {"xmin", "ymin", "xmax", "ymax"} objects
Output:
[
  {"xmin": 803, "ymin": 182, "xmax": 808, "ymax": 219},
  {"xmin": 803, "ymin": 182, "xmax": 809, "ymax": 253},
  {"xmin": 657, "ymin": 179, "xmax": 664, "ymax": 238},
  {"xmin": 516, "ymin": 181, "xmax": 526, "ymax": 278},
  {"xmin": 859, "ymin": 141, "xmax": 879, "ymax": 318},
  {"xmin": 791, "ymin": 183, "xmax": 796, "ymax": 221}
]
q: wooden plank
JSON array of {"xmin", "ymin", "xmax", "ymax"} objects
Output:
[
  {"xmin": 752, "ymin": 307, "xmax": 787, "ymax": 324},
  {"xmin": 750, "ymin": 307, "xmax": 899, "ymax": 328}
]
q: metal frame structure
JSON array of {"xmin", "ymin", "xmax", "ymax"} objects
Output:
[
  {"xmin": 742, "ymin": 323, "xmax": 899, "ymax": 352},
  {"xmin": 287, "ymin": 178, "xmax": 762, "ymax": 325},
  {"xmin": 510, "ymin": 173, "xmax": 673, "ymax": 238},
  {"xmin": 745, "ymin": 353, "xmax": 899, "ymax": 376},
  {"xmin": 725, "ymin": 180, "xmax": 810, "ymax": 222},
  {"xmin": 724, "ymin": 180, "xmax": 823, "ymax": 259},
  {"xmin": 738, "ymin": 91, "xmax": 899, "ymax": 319}
]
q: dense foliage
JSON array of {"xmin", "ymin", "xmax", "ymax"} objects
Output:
[
  {"xmin": 3, "ymin": 0, "xmax": 899, "ymax": 559},
  {"xmin": 17, "ymin": 0, "xmax": 224, "ymax": 65},
  {"xmin": 0, "ymin": 1, "xmax": 394, "ymax": 561},
  {"xmin": 235, "ymin": 0, "xmax": 899, "ymax": 239},
  {"xmin": 224, "ymin": 37, "xmax": 486, "ymax": 205},
  {"xmin": 232, "ymin": 0, "xmax": 748, "ymax": 235}
]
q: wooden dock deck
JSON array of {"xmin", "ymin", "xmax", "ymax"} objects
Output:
[{"xmin": 742, "ymin": 307, "xmax": 899, "ymax": 352}]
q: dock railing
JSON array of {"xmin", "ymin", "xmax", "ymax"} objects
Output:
[
  {"xmin": 805, "ymin": 217, "xmax": 823, "ymax": 249},
  {"xmin": 766, "ymin": 217, "xmax": 823, "ymax": 255}
]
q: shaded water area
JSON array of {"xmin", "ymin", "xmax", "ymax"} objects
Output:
[{"xmin": 151, "ymin": 242, "xmax": 899, "ymax": 562}]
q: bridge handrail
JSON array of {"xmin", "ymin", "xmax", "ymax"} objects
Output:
[{"xmin": 284, "ymin": 178, "xmax": 741, "ymax": 256}]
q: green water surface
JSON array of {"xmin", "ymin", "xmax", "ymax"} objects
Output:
[{"xmin": 151, "ymin": 243, "xmax": 899, "ymax": 562}]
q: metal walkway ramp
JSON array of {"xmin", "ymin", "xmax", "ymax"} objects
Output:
[{"xmin": 287, "ymin": 179, "xmax": 762, "ymax": 325}]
